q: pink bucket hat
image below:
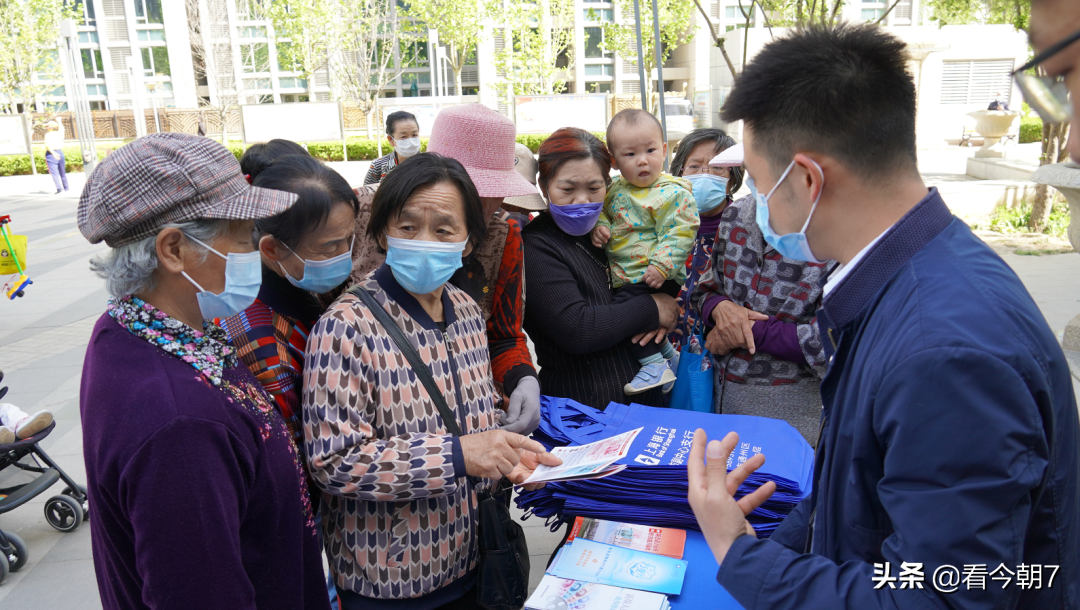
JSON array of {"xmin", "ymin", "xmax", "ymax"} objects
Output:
[{"xmin": 427, "ymin": 104, "xmax": 537, "ymax": 198}]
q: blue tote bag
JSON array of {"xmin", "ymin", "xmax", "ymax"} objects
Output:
[{"xmin": 669, "ymin": 322, "xmax": 714, "ymax": 413}]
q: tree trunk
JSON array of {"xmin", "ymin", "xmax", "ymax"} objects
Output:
[{"xmin": 1029, "ymin": 121, "xmax": 1069, "ymax": 231}]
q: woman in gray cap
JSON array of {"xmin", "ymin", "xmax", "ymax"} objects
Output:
[{"xmin": 77, "ymin": 133, "xmax": 331, "ymax": 610}]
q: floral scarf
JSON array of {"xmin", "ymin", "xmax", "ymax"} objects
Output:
[{"xmin": 107, "ymin": 295, "xmax": 237, "ymax": 386}]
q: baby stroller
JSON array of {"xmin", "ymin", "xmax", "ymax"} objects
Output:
[{"xmin": 0, "ymin": 371, "xmax": 89, "ymax": 584}]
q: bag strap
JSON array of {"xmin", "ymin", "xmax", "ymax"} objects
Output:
[{"xmin": 349, "ymin": 286, "xmax": 464, "ymax": 438}]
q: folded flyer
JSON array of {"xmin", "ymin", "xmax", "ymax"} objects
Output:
[
  {"xmin": 548, "ymin": 538, "xmax": 688, "ymax": 595},
  {"xmin": 568, "ymin": 517, "xmax": 686, "ymax": 559},
  {"xmin": 525, "ymin": 575, "xmax": 669, "ymax": 610},
  {"xmin": 525, "ymin": 428, "xmax": 643, "ymax": 484}
]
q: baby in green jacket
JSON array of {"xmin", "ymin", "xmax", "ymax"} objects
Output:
[{"xmin": 591, "ymin": 109, "xmax": 699, "ymax": 395}]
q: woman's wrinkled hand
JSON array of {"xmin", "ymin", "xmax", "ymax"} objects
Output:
[
  {"xmin": 631, "ymin": 293, "xmax": 679, "ymax": 346},
  {"xmin": 459, "ymin": 429, "xmax": 550, "ymax": 480},
  {"xmin": 508, "ymin": 448, "xmax": 563, "ymax": 491},
  {"xmin": 705, "ymin": 300, "xmax": 769, "ymax": 355}
]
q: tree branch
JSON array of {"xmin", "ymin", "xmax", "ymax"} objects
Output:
[{"xmin": 874, "ymin": 0, "xmax": 903, "ymax": 24}]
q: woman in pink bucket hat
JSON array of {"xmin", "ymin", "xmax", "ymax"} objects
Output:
[{"xmin": 347, "ymin": 104, "xmax": 543, "ymax": 436}]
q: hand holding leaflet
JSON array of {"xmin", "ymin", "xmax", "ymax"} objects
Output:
[{"xmin": 524, "ymin": 428, "xmax": 643, "ymax": 484}]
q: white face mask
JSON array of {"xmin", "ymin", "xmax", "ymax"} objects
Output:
[{"xmin": 394, "ymin": 137, "xmax": 421, "ymax": 158}]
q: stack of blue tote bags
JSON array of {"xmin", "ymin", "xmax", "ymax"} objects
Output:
[{"xmin": 517, "ymin": 396, "xmax": 815, "ymax": 538}]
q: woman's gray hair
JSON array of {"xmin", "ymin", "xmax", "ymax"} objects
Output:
[
  {"xmin": 90, "ymin": 219, "xmax": 232, "ymax": 297},
  {"xmin": 671, "ymin": 128, "xmax": 744, "ymax": 194}
]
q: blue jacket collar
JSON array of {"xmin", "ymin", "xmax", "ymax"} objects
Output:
[
  {"xmin": 374, "ymin": 263, "xmax": 459, "ymax": 330},
  {"xmin": 821, "ymin": 187, "xmax": 952, "ymax": 330}
]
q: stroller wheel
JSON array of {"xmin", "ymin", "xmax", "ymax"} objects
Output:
[
  {"xmin": 0, "ymin": 551, "xmax": 8, "ymax": 585},
  {"xmin": 1, "ymin": 532, "xmax": 27, "ymax": 572},
  {"xmin": 44, "ymin": 495, "xmax": 83, "ymax": 532},
  {"xmin": 62, "ymin": 485, "xmax": 89, "ymax": 519}
]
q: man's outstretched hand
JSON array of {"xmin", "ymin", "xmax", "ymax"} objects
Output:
[{"xmin": 687, "ymin": 429, "xmax": 777, "ymax": 566}]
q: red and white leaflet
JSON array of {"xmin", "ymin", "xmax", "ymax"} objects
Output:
[{"xmin": 523, "ymin": 428, "xmax": 643, "ymax": 484}]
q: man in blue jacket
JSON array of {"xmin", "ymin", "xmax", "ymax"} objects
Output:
[{"xmin": 687, "ymin": 23, "xmax": 1080, "ymax": 609}]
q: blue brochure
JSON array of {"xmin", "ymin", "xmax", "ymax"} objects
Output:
[{"xmin": 549, "ymin": 539, "xmax": 688, "ymax": 595}]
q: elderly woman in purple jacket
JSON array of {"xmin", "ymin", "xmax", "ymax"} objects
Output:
[
  {"xmin": 691, "ymin": 145, "xmax": 834, "ymax": 444},
  {"xmin": 78, "ymin": 133, "xmax": 330, "ymax": 610}
]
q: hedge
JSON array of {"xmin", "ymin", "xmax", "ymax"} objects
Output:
[
  {"xmin": 0, "ymin": 132, "xmax": 597, "ymax": 176},
  {"xmin": 1020, "ymin": 116, "xmax": 1043, "ymax": 144}
]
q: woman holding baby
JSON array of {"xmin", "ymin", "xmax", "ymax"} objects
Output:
[{"xmin": 521, "ymin": 125, "xmax": 681, "ymax": 411}]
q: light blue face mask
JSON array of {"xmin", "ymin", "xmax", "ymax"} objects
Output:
[
  {"xmin": 385, "ymin": 235, "xmax": 468, "ymax": 295},
  {"xmin": 685, "ymin": 173, "xmax": 729, "ymax": 213},
  {"xmin": 748, "ymin": 159, "xmax": 824, "ymax": 263},
  {"xmin": 181, "ymin": 234, "xmax": 263, "ymax": 320},
  {"xmin": 277, "ymin": 236, "xmax": 354, "ymax": 294}
]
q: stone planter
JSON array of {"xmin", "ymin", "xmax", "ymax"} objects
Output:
[
  {"xmin": 968, "ymin": 110, "xmax": 1021, "ymax": 158},
  {"xmin": 1030, "ymin": 162, "xmax": 1080, "ymax": 358}
]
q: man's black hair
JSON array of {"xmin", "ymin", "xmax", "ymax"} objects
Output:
[
  {"xmin": 721, "ymin": 23, "xmax": 917, "ymax": 179},
  {"xmin": 240, "ymin": 139, "xmax": 309, "ymax": 179},
  {"xmin": 606, "ymin": 108, "xmax": 664, "ymax": 150},
  {"xmin": 670, "ymin": 128, "xmax": 744, "ymax": 194},
  {"xmin": 385, "ymin": 111, "xmax": 419, "ymax": 137},
  {"xmin": 366, "ymin": 153, "xmax": 487, "ymax": 254},
  {"xmin": 251, "ymin": 154, "xmax": 359, "ymax": 249}
]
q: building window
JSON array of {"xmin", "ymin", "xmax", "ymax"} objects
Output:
[
  {"xmin": 236, "ymin": 0, "xmax": 267, "ymax": 20},
  {"xmin": 584, "ymin": 27, "xmax": 612, "ymax": 59},
  {"xmin": 140, "ymin": 47, "xmax": 171, "ymax": 78},
  {"xmin": 583, "ymin": 8, "xmax": 614, "ymax": 21},
  {"xmin": 586, "ymin": 82, "xmax": 612, "ymax": 93},
  {"xmin": 278, "ymin": 77, "xmax": 308, "ymax": 89},
  {"xmin": 78, "ymin": 31, "xmax": 99, "ymax": 43},
  {"xmin": 89, "ymin": 101, "xmax": 106, "ymax": 111},
  {"xmin": 400, "ymin": 38, "xmax": 429, "ymax": 68},
  {"xmin": 137, "ymin": 29, "xmax": 166, "ymax": 42},
  {"xmin": 281, "ymin": 94, "xmax": 310, "ymax": 103},
  {"xmin": 861, "ymin": 8, "xmax": 884, "ymax": 20},
  {"xmin": 276, "ymin": 42, "xmax": 300, "ymax": 72},
  {"xmin": 239, "ymin": 26, "xmax": 268, "ymax": 39},
  {"xmin": 86, "ymin": 84, "xmax": 108, "ymax": 96},
  {"xmin": 241, "ymin": 43, "xmax": 270, "ymax": 73},
  {"xmin": 584, "ymin": 64, "xmax": 614, "ymax": 76},
  {"xmin": 75, "ymin": 0, "xmax": 96, "ymax": 26},
  {"xmin": 134, "ymin": 0, "xmax": 164, "ymax": 25},
  {"xmin": 81, "ymin": 49, "xmax": 104, "ymax": 79},
  {"xmin": 243, "ymin": 77, "xmax": 272, "ymax": 90},
  {"xmin": 940, "ymin": 60, "xmax": 1014, "ymax": 105}
]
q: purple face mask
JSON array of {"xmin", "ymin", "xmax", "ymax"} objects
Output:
[{"xmin": 548, "ymin": 201, "xmax": 604, "ymax": 236}]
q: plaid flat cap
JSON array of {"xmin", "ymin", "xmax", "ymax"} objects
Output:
[{"xmin": 78, "ymin": 133, "xmax": 298, "ymax": 247}]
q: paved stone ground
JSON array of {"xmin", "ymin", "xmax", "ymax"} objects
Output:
[{"xmin": 0, "ymin": 181, "xmax": 1078, "ymax": 609}]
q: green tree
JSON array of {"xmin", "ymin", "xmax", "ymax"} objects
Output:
[
  {"xmin": 923, "ymin": 0, "xmax": 1029, "ymax": 29},
  {"xmin": 0, "ymin": 0, "xmax": 73, "ymax": 116},
  {"xmin": 332, "ymin": 0, "xmax": 412, "ymax": 138},
  {"xmin": 490, "ymin": 0, "xmax": 575, "ymax": 97},
  {"xmin": 400, "ymin": 0, "xmax": 487, "ymax": 95},
  {"xmin": 598, "ymin": 0, "xmax": 697, "ymax": 105},
  {"xmin": 268, "ymin": 0, "xmax": 334, "ymax": 101}
]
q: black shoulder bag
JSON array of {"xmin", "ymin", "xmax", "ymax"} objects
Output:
[{"xmin": 350, "ymin": 287, "xmax": 530, "ymax": 610}]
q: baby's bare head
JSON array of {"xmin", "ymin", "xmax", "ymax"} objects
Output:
[
  {"xmin": 606, "ymin": 109, "xmax": 663, "ymax": 152},
  {"xmin": 606, "ymin": 109, "xmax": 666, "ymax": 187}
]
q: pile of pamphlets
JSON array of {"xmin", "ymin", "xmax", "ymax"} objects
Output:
[
  {"xmin": 525, "ymin": 517, "xmax": 691, "ymax": 610},
  {"xmin": 518, "ymin": 397, "xmax": 815, "ymax": 537}
]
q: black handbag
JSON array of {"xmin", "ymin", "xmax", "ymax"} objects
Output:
[{"xmin": 351, "ymin": 287, "xmax": 530, "ymax": 610}]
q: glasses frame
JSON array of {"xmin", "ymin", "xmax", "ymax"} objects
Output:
[{"xmin": 1012, "ymin": 27, "xmax": 1080, "ymax": 124}]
